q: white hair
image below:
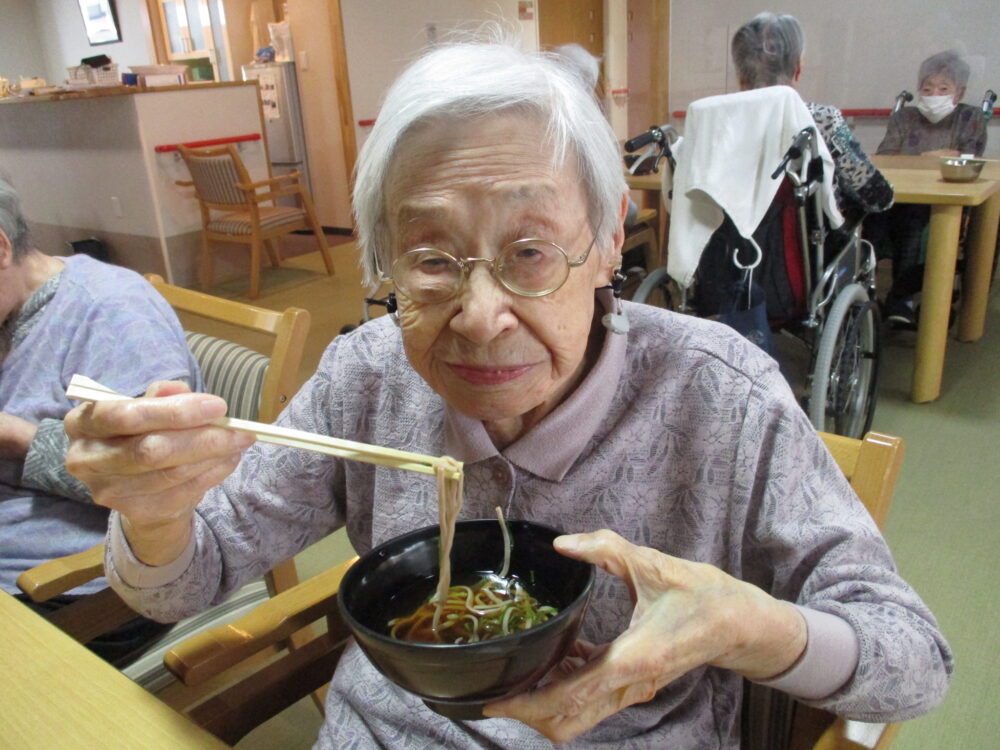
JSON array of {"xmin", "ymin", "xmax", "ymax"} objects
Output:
[
  {"xmin": 0, "ymin": 173, "xmax": 32, "ymax": 260},
  {"xmin": 731, "ymin": 12, "xmax": 805, "ymax": 89},
  {"xmin": 353, "ymin": 35, "xmax": 627, "ymax": 285},
  {"xmin": 918, "ymin": 50, "xmax": 971, "ymax": 90}
]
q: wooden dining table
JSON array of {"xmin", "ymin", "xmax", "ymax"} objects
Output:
[
  {"xmin": 0, "ymin": 590, "xmax": 230, "ymax": 749},
  {"xmin": 871, "ymin": 155, "xmax": 1000, "ymax": 402}
]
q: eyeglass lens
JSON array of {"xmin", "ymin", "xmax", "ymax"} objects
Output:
[{"xmin": 392, "ymin": 240, "xmax": 571, "ymax": 302}]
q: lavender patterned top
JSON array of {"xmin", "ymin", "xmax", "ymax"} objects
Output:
[
  {"xmin": 107, "ymin": 298, "xmax": 951, "ymax": 748},
  {"xmin": 0, "ymin": 254, "xmax": 200, "ymax": 594}
]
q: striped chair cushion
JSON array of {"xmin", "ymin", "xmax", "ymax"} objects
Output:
[
  {"xmin": 207, "ymin": 206, "xmax": 306, "ymax": 235},
  {"xmin": 185, "ymin": 155, "xmax": 246, "ymax": 205},
  {"xmin": 185, "ymin": 332, "xmax": 270, "ymax": 421}
]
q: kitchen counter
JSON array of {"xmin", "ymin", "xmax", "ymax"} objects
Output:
[
  {"xmin": 0, "ymin": 80, "xmax": 254, "ymax": 104},
  {"xmin": 0, "ymin": 82, "xmax": 268, "ymax": 287}
]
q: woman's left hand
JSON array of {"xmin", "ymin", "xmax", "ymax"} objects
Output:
[{"xmin": 482, "ymin": 529, "xmax": 806, "ymax": 743}]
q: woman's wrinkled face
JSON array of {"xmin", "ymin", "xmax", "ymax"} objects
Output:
[
  {"xmin": 384, "ymin": 113, "xmax": 616, "ymax": 442},
  {"xmin": 920, "ymin": 73, "xmax": 961, "ymax": 103}
]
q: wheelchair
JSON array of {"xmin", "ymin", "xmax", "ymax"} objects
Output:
[{"xmin": 624, "ymin": 124, "xmax": 881, "ymax": 439}]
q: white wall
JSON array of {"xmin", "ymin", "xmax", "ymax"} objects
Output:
[
  {"xmin": 669, "ymin": 0, "xmax": 1000, "ymax": 156},
  {"xmin": 340, "ymin": 0, "xmax": 539, "ymax": 150},
  {"xmin": 0, "ymin": 1, "xmax": 48, "ymax": 81},
  {"xmin": 32, "ymin": 0, "xmax": 156, "ymax": 85}
]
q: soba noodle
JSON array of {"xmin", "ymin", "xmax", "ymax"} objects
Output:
[
  {"xmin": 386, "ymin": 459, "xmax": 558, "ymax": 644},
  {"xmin": 432, "ymin": 457, "xmax": 464, "ymax": 631}
]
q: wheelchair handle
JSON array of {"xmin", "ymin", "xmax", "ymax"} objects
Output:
[
  {"xmin": 983, "ymin": 89, "xmax": 997, "ymax": 120},
  {"xmin": 892, "ymin": 90, "xmax": 913, "ymax": 115},
  {"xmin": 624, "ymin": 123, "xmax": 673, "ymax": 153},
  {"xmin": 771, "ymin": 127, "xmax": 815, "ymax": 180}
]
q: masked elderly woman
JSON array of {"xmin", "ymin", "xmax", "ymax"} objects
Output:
[
  {"xmin": 874, "ymin": 50, "xmax": 988, "ymax": 326},
  {"xmin": 64, "ymin": 38, "xmax": 951, "ymax": 748},
  {"xmin": 877, "ymin": 50, "xmax": 987, "ymax": 158},
  {"xmin": 731, "ymin": 13, "xmax": 895, "ymax": 227}
]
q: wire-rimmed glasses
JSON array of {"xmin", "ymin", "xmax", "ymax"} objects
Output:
[{"xmin": 386, "ymin": 236, "xmax": 596, "ymax": 304}]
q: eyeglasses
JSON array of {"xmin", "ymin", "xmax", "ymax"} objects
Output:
[{"xmin": 386, "ymin": 236, "xmax": 596, "ymax": 305}]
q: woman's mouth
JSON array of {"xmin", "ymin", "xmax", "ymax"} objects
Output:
[{"xmin": 447, "ymin": 363, "xmax": 533, "ymax": 386}]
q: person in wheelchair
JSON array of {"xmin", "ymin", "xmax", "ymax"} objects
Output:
[
  {"xmin": 873, "ymin": 50, "xmax": 988, "ymax": 328},
  {"xmin": 677, "ymin": 11, "xmax": 893, "ymax": 329},
  {"xmin": 63, "ymin": 34, "xmax": 950, "ymax": 748},
  {"xmin": 731, "ymin": 12, "xmax": 895, "ymax": 229},
  {"xmin": 0, "ymin": 174, "xmax": 202, "ymax": 666}
]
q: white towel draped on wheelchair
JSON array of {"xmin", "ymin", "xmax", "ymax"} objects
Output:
[{"xmin": 664, "ymin": 86, "xmax": 843, "ymax": 290}]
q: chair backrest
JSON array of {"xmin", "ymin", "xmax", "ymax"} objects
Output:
[
  {"xmin": 165, "ymin": 430, "xmax": 905, "ymax": 747},
  {"xmin": 144, "ymin": 274, "xmax": 309, "ymax": 423},
  {"xmin": 177, "ymin": 144, "xmax": 254, "ymax": 211},
  {"xmin": 818, "ymin": 431, "xmax": 903, "ymax": 529},
  {"xmin": 16, "ymin": 280, "xmax": 311, "ymax": 611}
]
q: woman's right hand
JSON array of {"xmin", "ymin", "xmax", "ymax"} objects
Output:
[{"xmin": 64, "ymin": 380, "xmax": 255, "ymax": 566}]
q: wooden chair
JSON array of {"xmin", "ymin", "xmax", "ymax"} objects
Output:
[
  {"xmin": 15, "ymin": 276, "xmax": 312, "ymax": 684},
  {"xmin": 177, "ymin": 143, "xmax": 335, "ymax": 299},
  {"xmin": 160, "ymin": 431, "xmax": 905, "ymax": 748}
]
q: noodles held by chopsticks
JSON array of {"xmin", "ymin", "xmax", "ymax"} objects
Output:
[{"xmin": 432, "ymin": 457, "xmax": 464, "ymax": 631}]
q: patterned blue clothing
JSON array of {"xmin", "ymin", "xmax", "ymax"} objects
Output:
[
  {"xmin": 107, "ymin": 301, "xmax": 951, "ymax": 748},
  {"xmin": 807, "ymin": 102, "xmax": 895, "ymax": 223},
  {"xmin": 0, "ymin": 254, "xmax": 201, "ymax": 594}
]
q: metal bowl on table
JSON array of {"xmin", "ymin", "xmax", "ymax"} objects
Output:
[{"xmin": 939, "ymin": 158, "xmax": 986, "ymax": 182}]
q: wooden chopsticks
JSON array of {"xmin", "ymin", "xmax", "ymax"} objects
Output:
[{"xmin": 66, "ymin": 374, "xmax": 462, "ymax": 479}]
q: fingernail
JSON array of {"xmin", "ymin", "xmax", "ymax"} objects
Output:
[{"xmin": 554, "ymin": 535, "xmax": 580, "ymax": 552}]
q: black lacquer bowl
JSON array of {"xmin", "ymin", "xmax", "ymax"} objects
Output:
[{"xmin": 338, "ymin": 519, "xmax": 595, "ymax": 720}]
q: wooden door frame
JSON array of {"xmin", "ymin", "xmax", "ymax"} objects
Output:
[
  {"xmin": 650, "ymin": 0, "xmax": 669, "ymax": 126},
  {"xmin": 326, "ymin": 0, "xmax": 357, "ymax": 182}
]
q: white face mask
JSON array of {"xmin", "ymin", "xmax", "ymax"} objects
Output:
[{"xmin": 916, "ymin": 94, "xmax": 957, "ymax": 124}]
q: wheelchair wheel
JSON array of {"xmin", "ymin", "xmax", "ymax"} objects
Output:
[
  {"xmin": 808, "ymin": 283, "xmax": 881, "ymax": 438},
  {"xmin": 630, "ymin": 267, "xmax": 681, "ymax": 311}
]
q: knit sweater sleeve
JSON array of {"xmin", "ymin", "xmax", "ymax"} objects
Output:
[{"xmin": 735, "ymin": 370, "xmax": 953, "ymax": 721}]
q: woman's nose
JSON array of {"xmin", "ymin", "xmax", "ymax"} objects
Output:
[{"xmin": 449, "ymin": 264, "xmax": 518, "ymax": 343}]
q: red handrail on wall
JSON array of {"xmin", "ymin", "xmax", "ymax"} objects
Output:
[
  {"xmin": 154, "ymin": 133, "xmax": 262, "ymax": 153},
  {"xmin": 670, "ymin": 107, "xmax": 1000, "ymax": 120}
]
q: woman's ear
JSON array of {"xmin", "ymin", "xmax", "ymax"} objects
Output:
[
  {"xmin": 606, "ymin": 193, "xmax": 629, "ymax": 283},
  {"xmin": 0, "ymin": 229, "xmax": 13, "ymax": 270},
  {"xmin": 792, "ymin": 56, "xmax": 803, "ymax": 85},
  {"xmin": 955, "ymin": 85, "xmax": 966, "ymax": 104}
]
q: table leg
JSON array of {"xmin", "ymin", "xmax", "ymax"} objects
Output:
[
  {"xmin": 958, "ymin": 191, "xmax": 1000, "ymax": 342},
  {"xmin": 912, "ymin": 204, "xmax": 962, "ymax": 403}
]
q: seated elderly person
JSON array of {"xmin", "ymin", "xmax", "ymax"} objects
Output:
[
  {"xmin": 875, "ymin": 50, "xmax": 988, "ymax": 327},
  {"xmin": 732, "ymin": 13, "xmax": 895, "ymax": 227},
  {"xmin": 0, "ymin": 175, "xmax": 201, "ymax": 666},
  {"xmin": 65, "ymin": 37, "xmax": 951, "ymax": 747}
]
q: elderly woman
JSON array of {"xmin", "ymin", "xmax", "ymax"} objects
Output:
[
  {"xmin": 731, "ymin": 13, "xmax": 894, "ymax": 226},
  {"xmin": 65, "ymin": 38, "xmax": 950, "ymax": 748},
  {"xmin": 0, "ymin": 174, "xmax": 201, "ymax": 665},
  {"xmin": 878, "ymin": 50, "xmax": 987, "ymax": 157},
  {"xmin": 875, "ymin": 50, "xmax": 987, "ymax": 327}
]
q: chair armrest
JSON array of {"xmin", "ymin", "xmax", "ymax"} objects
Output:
[
  {"xmin": 176, "ymin": 179, "xmax": 194, "ymax": 187},
  {"xmin": 234, "ymin": 172, "xmax": 302, "ymax": 192},
  {"xmin": 16, "ymin": 543, "xmax": 105, "ymax": 602},
  {"xmin": 165, "ymin": 555, "xmax": 358, "ymax": 686}
]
